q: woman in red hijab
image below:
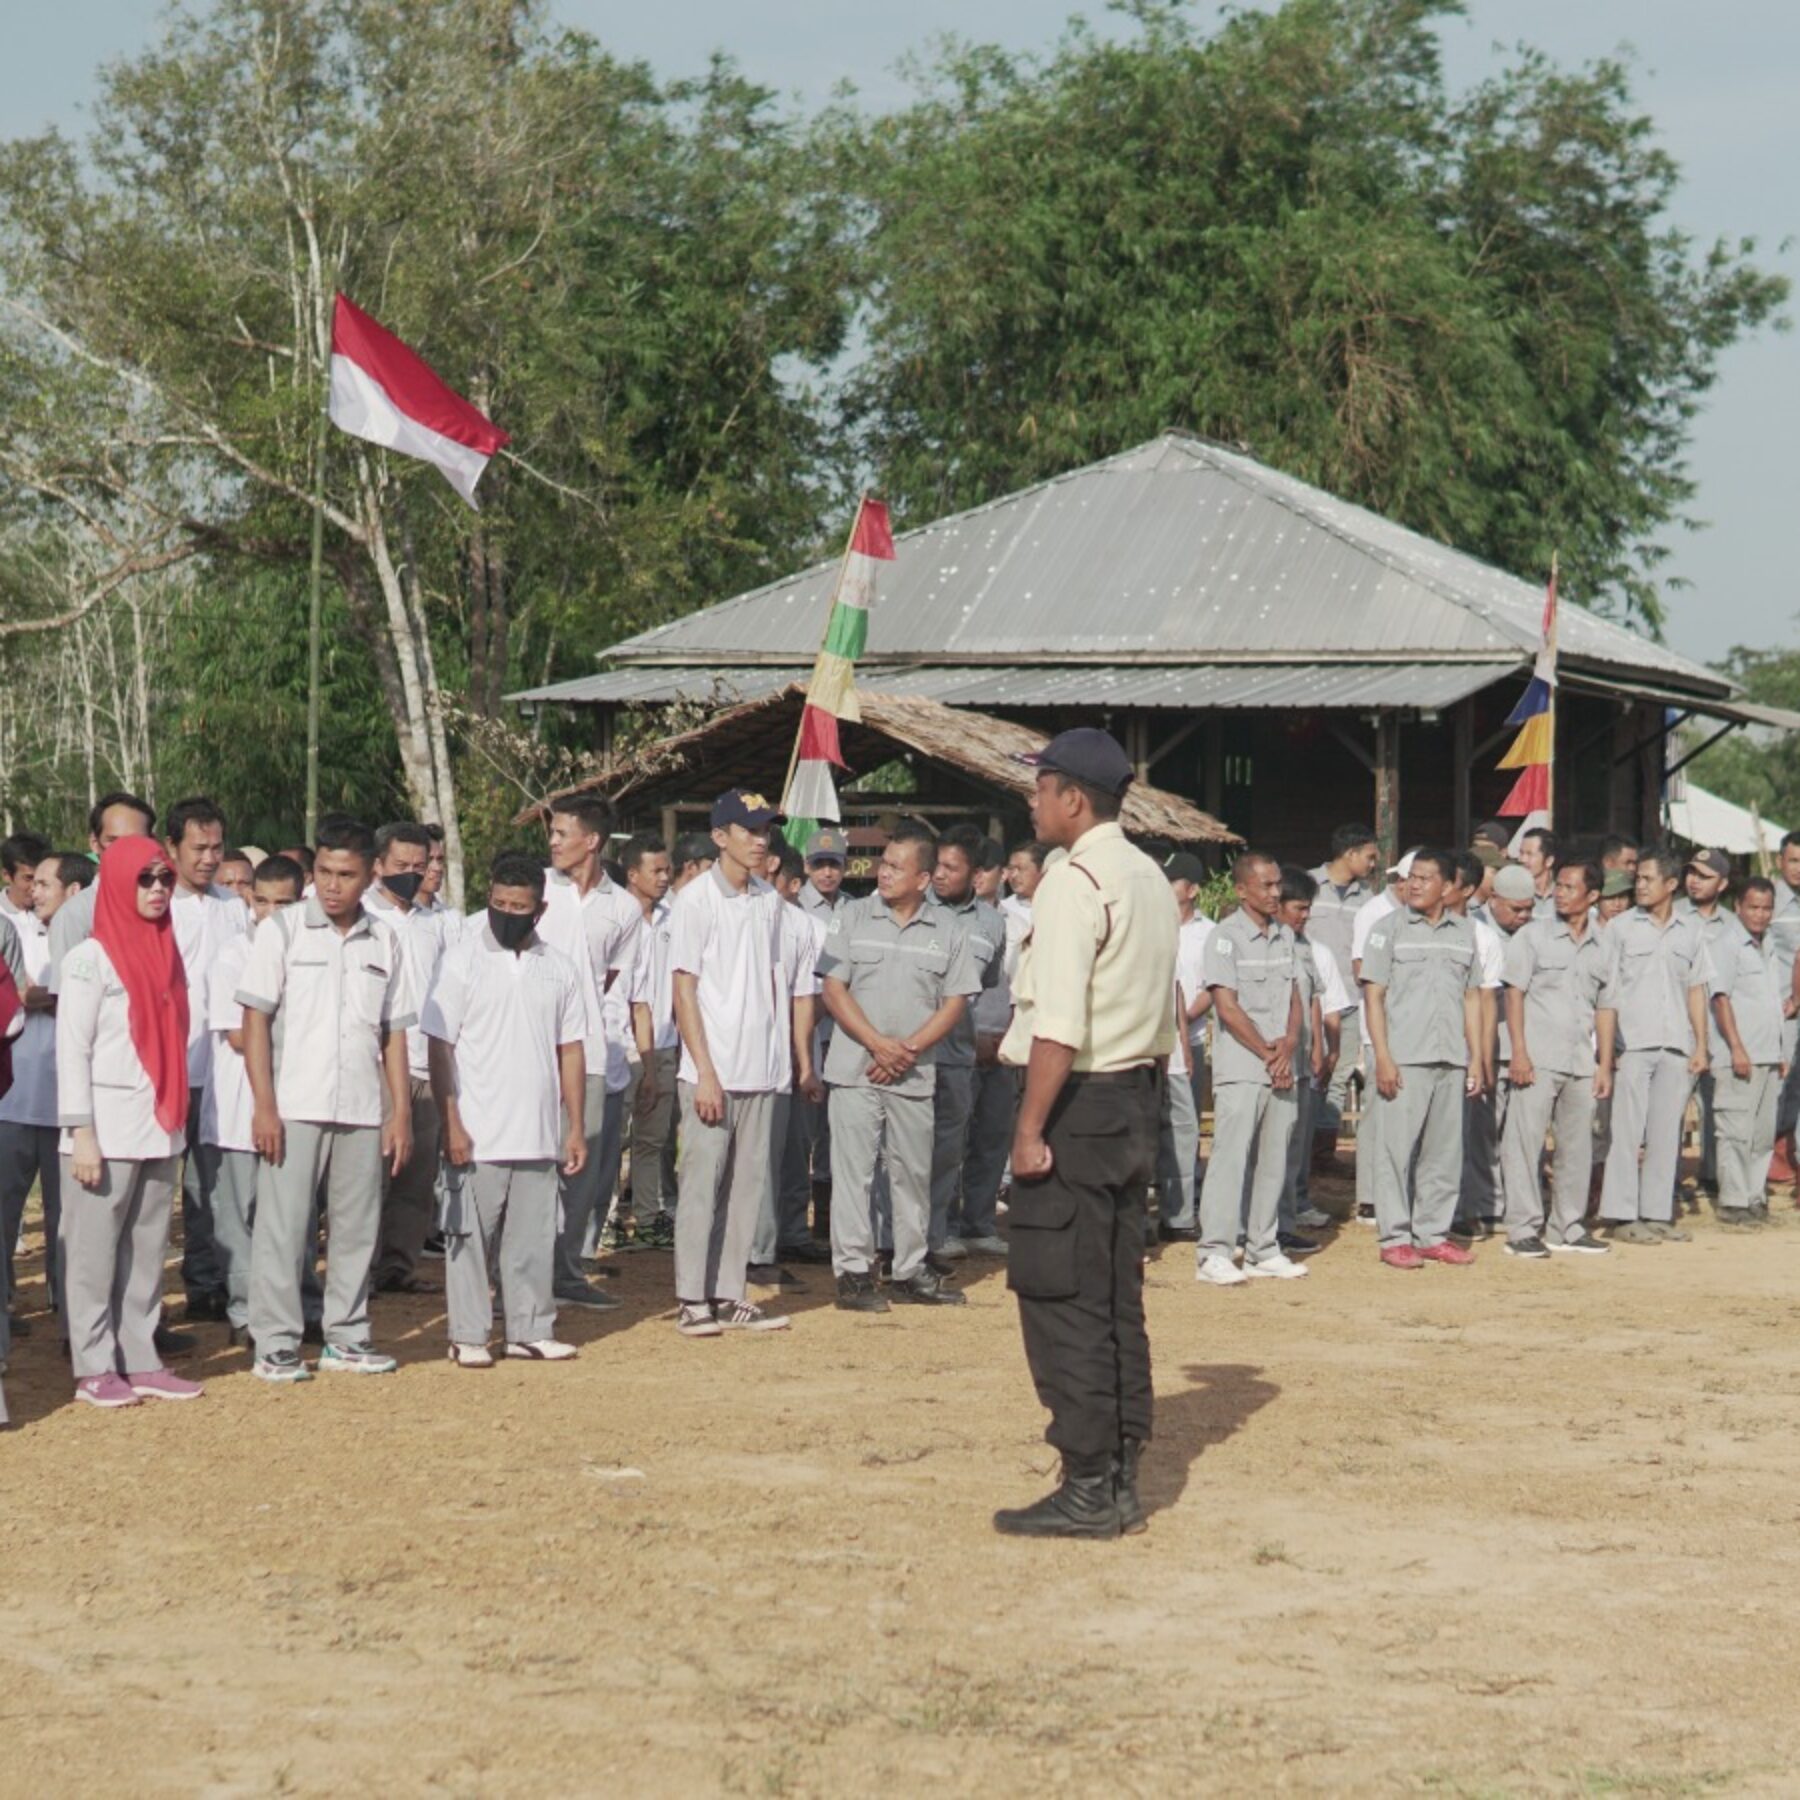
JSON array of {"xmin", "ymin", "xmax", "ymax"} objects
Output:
[{"xmin": 55, "ymin": 836, "xmax": 205, "ymax": 1408}]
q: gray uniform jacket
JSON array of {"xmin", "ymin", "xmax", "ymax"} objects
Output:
[
  {"xmin": 1502, "ymin": 916, "xmax": 1607, "ymax": 1076},
  {"xmin": 930, "ymin": 894, "xmax": 1004, "ymax": 1067},
  {"xmin": 1709, "ymin": 922, "xmax": 1786, "ymax": 1067},
  {"xmin": 1204, "ymin": 909, "xmax": 1298, "ymax": 1086},
  {"xmin": 1305, "ymin": 866, "xmax": 1370, "ymax": 1008},
  {"xmin": 1359, "ymin": 909, "xmax": 1479, "ymax": 1066},
  {"xmin": 1598, "ymin": 909, "xmax": 1713, "ymax": 1054}
]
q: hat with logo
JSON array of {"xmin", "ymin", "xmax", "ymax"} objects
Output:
[
  {"xmin": 710, "ymin": 788, "xmax": 784, "ymax": 831},
  {"xmin": 1492, "ymin": 865, "xmax": 1537, "ymax": 903},
  {"xmin": 1163, "ymin": 851, "xmax": 1207, "ymax": 884},
  {"xmin": 1601, "ymin": 869, "xmax": 1635, "ymax": 899},
  {"xmin": 1686, "ymin": 847, "xmax": 1731, "ymax": 880},
  {"xmin": 1015, "ymin": 727, "xmax": 1135, "ymax": 797},
  {"xmin": 804, "ymin": 827, "xmax": 848, "ymax": 865}
]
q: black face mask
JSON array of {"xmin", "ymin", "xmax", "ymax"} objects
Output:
[
  {"xmin": 488, "ymin": 906, "xmax": 536, "ymax": 951},
  {"xmin": 383, "ymin": 871, "xmax": 425, "ymax": 904}
]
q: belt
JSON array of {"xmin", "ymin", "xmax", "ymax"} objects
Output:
[{"xmin": 1065, "ymin": 1066, "xmax": 1157, "ymax": 1086}]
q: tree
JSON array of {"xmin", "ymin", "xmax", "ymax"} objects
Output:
[
  {"xmin": 1687, "ymin": 646, "xmax": 1800, "ymax": 832},
  {"xmin": 837, "ymin": 0, "xmax": 1787, "ymax": 630}
]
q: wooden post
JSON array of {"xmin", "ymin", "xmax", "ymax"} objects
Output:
[
  {"xmin": 1453, "ymin": 698, "xmax": 1472, "ymax": 848},
  {"xmin": 660, "ymin": 805, "xmax": 678, "ymax": 852},
  {"xmin": 1374, "ymin": 711, "xmax": 1401, "ymax": 864}
]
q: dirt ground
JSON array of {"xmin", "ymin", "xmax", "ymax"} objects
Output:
[{"xmin": 6, "ymin": 1165, "xmax": 1800, "ymax": 1799}]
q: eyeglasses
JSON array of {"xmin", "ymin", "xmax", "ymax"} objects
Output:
[{"xmin": 137, "ymin": 868, "xmax": 177, "ymax": 891}]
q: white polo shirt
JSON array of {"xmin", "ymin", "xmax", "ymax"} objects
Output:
[
  {"xmin": 422, "ymin": 923, "xmax": 586, "ymax": 1163},
  {"xmin": 365, "ymin": 885, "xmax": 451, "ymax": 1083},
  {"xmin": 628, "ymin": 897, "xmax": 680, "ymax": 1052},
  {"xmin": 201, "ymin": 933, "xmax": 255, "ymax": 1152},
  {"xmin": 537, "ymin": 868, "xmax": 643, "ymax": 1093},
  {"xmin": 0, "ymin": 919, "xmax": 56, "ymax": 1129},
  {"xmin": 171, "ymin": 885, "xmax": 247, "ymax": 1090},
  {"xmin": 54, "ymin": 938, "xmax": 186, "ymax": 1161},
  {"xmin": 0, "ymin": 890, "xmax": 44, "ymax": 945},
  {"xmin": 667, "ymin": 865, "xmax": 806, "ymax": 1092},
  {"xmin": 1175, "ymin": 914, "xmax": 1213, "ymax": 1052},
  {"xmin": 236, "ymin": 897, "xmax": 416, "ymax": 1127}
]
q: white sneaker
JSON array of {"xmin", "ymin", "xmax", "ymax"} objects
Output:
[
  {"xmin": 1195, "ymin": 1254, "xmax": 1247, "ymax": 1287},
  {"xmin": 447, "ymin": 1342, "xmax": 494, "ymax": 1369},
  {"xmin": 1244, "ymin": 1252, "xmax": 1309, "ymax": 1280},
  {"xmin": 715, "ymin": 1300, "xmax": 791, "ymax": 1333},
  {"xmin": 506, "ymin": 1339, "xmax": 579, "ymax": 1361},
  {"xmin": 934, "ymin": 1237, "xmax": 969, "ymax": 1260},
  {"xmin": 960, "ymin": 1234, "xmax": 1009, "ymax": 1256},
  {"xmin": 1295, "ymin": 1207, "xmax": 1332, "ymax": 1230}
]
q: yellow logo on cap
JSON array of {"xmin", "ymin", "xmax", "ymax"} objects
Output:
[{"xmin": 741, "ymin": 792, "xmax": 770, "ymax": 809}]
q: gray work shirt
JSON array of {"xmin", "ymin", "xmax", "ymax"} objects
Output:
[
  {"xmin": 1598, "ymin": 907, "xmax": 1713, "ymax": 1054},
  {"xmin": 929, "ymin": 893, "xmax": 1003, "ymax": 1067},
  {"xmin": 1709, "ymin": 921, "xmax": 1786, "ymax": 1067},
  {"xmin": 818, "ymin": 893, "xmax": 981, "ymax": 1095},
  {"xmin": 1769, "ymin": 878, "xmax": 1800, "ymax": 977},
  {"xmin": 1293, "ymin": 938, "xmax": 1319, "ymax": 1058},
  {"xmin": 1359, "ymin": 908, "xmax": 1479, "ymax": 1066},
  {"xmin": 1502, "ymin": 915, "xmax": 1607, "ymax": 1077},
  {"xmin": 1204, "ymin": 907, "xmax": 1298, "ymax": 1087},
  {"xmin": 1305, "ymin": 865, "xmax": 1370, "ymax": 1008}
]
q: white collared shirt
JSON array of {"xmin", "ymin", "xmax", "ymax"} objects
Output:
[
  {"xmin": 54, "ymin": 937, "xmax": 186, "ymax": 1160},
  {"xmin": 1176, "ymin": 914, "xmax": 1213, "ymax": 1050},
  {"xmin": 628, "ymin": 897, "xmax": 680, "ymax": 1051},
  {"xmin": 171, "ymin": 885, "xmax": 249, "ymax": 1089},
  {"xmin": 667, "ymin": 865, "xmax": 805, "ymax": 1092},
  {"xmin": 0, "ymin": 890, "xmax": 44, "ymax": 944},
  {"xmin": 0, "ymin": 917, "xmax": 55, "ymax": 1128},
  {"xmin": 236, "ymin": 897, "xmax": 416, "ymax": 1126},
  {"xmin": 201, "ymin": 933, "xmax": 255, "ymax": 1151},
  {"xmin": 422, "ymin": 923, "xmax": 586, "ymax": 1162},
  {"xmin": 365, "ymin": 885, "xmax": 452, "ymax": 1082},
  {"xmin": 536, "ymin": 868, "xmax": 643, "ymax": 1092}
]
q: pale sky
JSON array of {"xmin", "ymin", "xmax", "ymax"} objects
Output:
[{"xmin": 6, "ymin": 2, "xmax": 1794, "ymax": 667}]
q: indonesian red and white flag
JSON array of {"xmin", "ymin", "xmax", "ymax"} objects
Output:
[{"xmin": 328, "ymin": 293, "xmax": 510, "ymax": 508}]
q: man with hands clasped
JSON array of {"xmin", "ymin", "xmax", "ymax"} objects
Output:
[{"xmin": 1707, "ymin": 875, "xmax": 1787, "ymax": 1227}]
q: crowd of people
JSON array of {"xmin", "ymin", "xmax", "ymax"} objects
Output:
[{"xmin": 0, "ymin": 773, "xmax": 1792, "ymax": 1430}]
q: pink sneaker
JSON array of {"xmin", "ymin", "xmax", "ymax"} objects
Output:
[
  {"xmin": 1417, "ymin": 1242, "xmax": 1476, "ymax": 1266},
  {"xmin": 1379, "ymin": 1245, "xmax": 1425, "ymax": 1271},
  {"xmin": 126, "ymin": 1368, "xmax": 205, "ymax": 1401},
  {"xmin": 75, "ymin": 1373, "xmax": 140, "ymax": 1408}
]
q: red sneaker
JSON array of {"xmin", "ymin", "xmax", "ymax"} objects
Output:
[
  {"xmin": 1417, "ymin": 1242, "xmax": 1476, "ymax": 1265},
  {"xmin": 1379, "ymin": 1245, "xmax": 1424, "ymax": 1271}
]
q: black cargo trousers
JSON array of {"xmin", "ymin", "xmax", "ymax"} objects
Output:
[{"xmin": 1007, "ymin": 1066, "xmax": 1159, "ymax": 1461}]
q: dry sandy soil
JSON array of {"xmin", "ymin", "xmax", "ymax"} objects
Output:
[{"xmin": 5, "ymin": 1167, "xmax": 1800, "ymax": 1798}]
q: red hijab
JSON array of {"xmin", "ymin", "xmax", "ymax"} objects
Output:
[{"xmin": 93, "ymin": 836, "xmax": 190, "ymax": 1134}]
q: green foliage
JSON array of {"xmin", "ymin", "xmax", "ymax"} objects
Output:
[
  {"xmin": 1688, "ymin": 646, "xmax": 1800, "ymax": 831},
  {"xmin": 836, "ymin": 0, "xmax": 1787, "ymax": 631}
]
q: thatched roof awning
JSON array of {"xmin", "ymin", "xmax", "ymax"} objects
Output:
[{"xmin": 525, "ymin": 684, "xmax": 1235, "ymax": 844}]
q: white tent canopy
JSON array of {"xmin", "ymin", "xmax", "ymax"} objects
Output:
[{"xmin": 1664, "ymin": 781, "xmax": 1787, "ymax": 859}]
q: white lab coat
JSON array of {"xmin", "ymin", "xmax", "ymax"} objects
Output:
[{"xmin": 55, "ymin": 938, "xmax": 186, "ymax": 1161}]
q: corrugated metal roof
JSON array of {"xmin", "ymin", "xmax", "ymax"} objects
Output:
[
  {"xmin": 598, "ymin": 434, "xmax": 1728, "ymax": 694},
  {"xmin": 512, "ymin": 659, "xmax": 1523, "ymax": 711}
]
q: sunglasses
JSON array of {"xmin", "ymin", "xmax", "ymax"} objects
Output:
[{"xmin": 137, "ymin": 868, "xmax": 177, "ymax": 891}]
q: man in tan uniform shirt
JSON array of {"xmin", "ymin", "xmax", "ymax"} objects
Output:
[{"xmin": 996, "ymin": 729, "xmax": 1179, "ymax": 1540}]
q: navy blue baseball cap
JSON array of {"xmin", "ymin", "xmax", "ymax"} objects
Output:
[
  {"xmin": 1016, "ymin": 727, "xmax": 1135, "ymax": 797},
  {"xmin": 710, "ymin": 788, "xmax": 785, "ymax": 831}
]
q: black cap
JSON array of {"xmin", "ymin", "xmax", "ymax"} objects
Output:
[
  {"xmin": 1163, "ymin": 851, "xmax": 1207, "ymax": 884},
  {"xmin": 709, "ymin": 788, "xmax": 784, "ymax": 831},
  {"xmin": 1016, "ymin": 727, "xmax": 1135, "ymax": 797}
]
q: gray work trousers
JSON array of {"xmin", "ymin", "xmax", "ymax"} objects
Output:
[
  {"xmin": 1373, "ymin": 1064, "xmax": 1464, "ymax": 1250},
  {"xmin": 443, "ymin": 1160, "xmax": 557, "ymax": 1346},
  {"xmin": 1279, "ymin": 1078, "xmax": 1318, "ymax": 1231},
  {"xmin": 674, "ymin": 1084, "xmax": 773, "ymax": 1305},
  {"xmin": 1320, "ymin": 1008, "xmax": 1362, "ymax": 1139},
  {"xmin": 200, "ymin": 1144, "xmax": 258, "ymax": 1328},
  {"xmin": 375, "ymin": 1079, "xmax": 441, "ymax": 1283},
  {"xmin": 1200, "ymin": 1082, "xmax": 1297, "ymax": 1265},
  {"xmin": 1713, "ymin": 1064, "xmax": 1779, "ymax": 1208},
  {"xmin": 1355, "ymin": 1062, "xmax": 1381, "ymax": 1214},
  {"xmin": 1500, "ymin": 1069, "xmax": 1596, "ymax": 1246},
  {"xmin": 181, "ymin": 1085, "xmax": 225, "ymax": 1302},
  {"xmin": 0, "ymin": 1121, "xmax": 61, "ymax": 1316},
  {"xmin": 751, "ymin": 1092, "xmax": 815, "ymax": 1264},
  {"xmin": 1685, "ymin": 1070, "xmax": 1718, "ymax": 1190},
  {"xmin": 1155, "ymin": 1059, "xmax": 1202, "ymax": 1231},
  {"xmin": 629, "ymin": 1046, "xmax": 680, "ymax": 1219},
  {"xmin": 1459, "ymin": 1072, "xmax": 1509, "ymax": 1226},
  {"xmin": 1600, "ymin": 1049, "xmax": 1689, "ymax": 1224},
  {"xmin": 961, "ymin": 1063, "xmax": 1017, "ymax": 1239},
  {"xmin": 59, "ymin": 1154, "xmax": 177, "ymax": 1379},
  {"xmin": 249, "ymin": 1121, "xmax": 383, "ymax": 1357},
  {"xmin": 554, "ymin": 1074, "xmax": 623, "ymax": 1296},
  {"xmin": 928, "ymin": 1064, "xmax": 977, "ymax": 1250},
  {"xmin": 831, "ymin": 1082, "xmax": 934, "ymax": 1280}
]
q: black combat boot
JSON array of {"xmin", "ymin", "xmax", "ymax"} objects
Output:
[
  {"xmin": 993, "ymin": 1454, "xmax": 1122, "ymax": 1539},
  {"xmin": 1114, "ymin": 1439, "xmax": 1147, "ymax": 1536}
]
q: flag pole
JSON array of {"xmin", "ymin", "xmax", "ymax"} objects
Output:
[
  {"xmin": 303, "ymin": 376, "xmax": 329, "ymax": 843},
  {"xmin": 1545, "ymin": 549, "xmax": 1559, "ymax": 831},
  {"xmin": 780, "ymin": 494, "xmax": 868, "ymax": 815}
]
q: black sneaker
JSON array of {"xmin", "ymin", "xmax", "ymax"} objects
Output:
[
  {"xmin": 746, "ymin": 1263, "xmax": 804, "ymax": 1290},
  {"xmin": 1717, "ymin": 1207, "xmax": 1761, "ymax": 1227},
  {"xmin": 835, "ymin": 1272, "xmax": 891, "ymax": 1314},
  {"xmin": 1157, "ymin": 1221, "xmax": 1199, "ymax": 1243},
  {"xmin": 1276, "ymin": 1230, "xmax": 1322, "ymax": 1257},
  {"xmin": 889, "ymin": 1269, "xmax": 967, "ymax": 1307},
  {"xmin": 1549, "ymin": 1231, "xmax": 1610, "ymax": 1255},
  {"xmin": 1504, "ymin": 1235, "xmax": 1551, "ymax": 1259},
  {"xmin": 778, "ymin": 1239, "xmax": 832, "ymax": 1265}
]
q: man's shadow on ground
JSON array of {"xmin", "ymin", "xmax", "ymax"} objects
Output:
[{"xmin": 1143, "ymin": 1362, "xmax": 1280, "ymax": 1517}]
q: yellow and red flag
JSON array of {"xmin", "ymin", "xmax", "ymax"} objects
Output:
[{"xmin": 1497, "ymin": 560, "xmax": 1558, "ymax": 822}]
